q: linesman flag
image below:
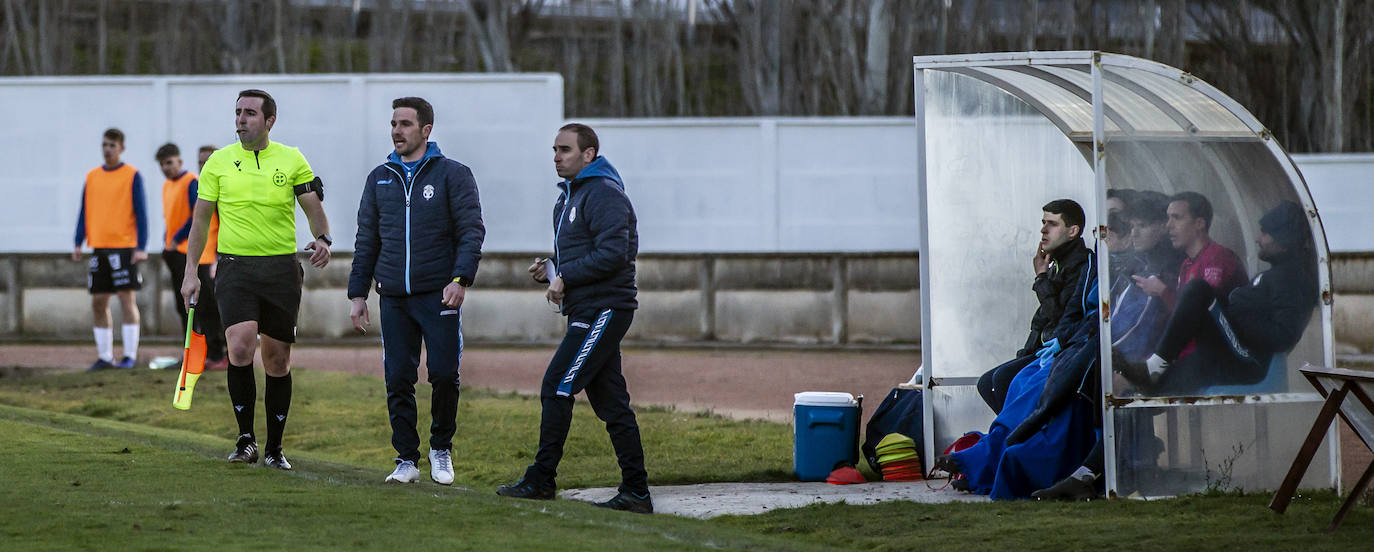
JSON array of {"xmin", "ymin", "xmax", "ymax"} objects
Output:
[{"xmin": 172, "ymin": 302, "xmax": 207, "ymax": 410}]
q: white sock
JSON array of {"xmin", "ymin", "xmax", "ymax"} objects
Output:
[
  {"xmin": 121, "ymin": 323, "xmax": 140, "ymax": 360},
  {"xmin": 1145, "ymin": 354, "xmax": 1168, "ymax": 382},
  {"xmin": 93, "ymin": 327, "xmax": 114, "ymax": 362},
  {"xmin": 1071, "ymin": 465, "xmax": 1097, "ymax": 482}
]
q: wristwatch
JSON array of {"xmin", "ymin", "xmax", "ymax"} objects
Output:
[
  {"xmin": 317, "ymin": 233, "xmax": 333, "ymax": 246},
  {"xmin": 453, "ymin": 276, "xmax": 471, "ymax": 287}
]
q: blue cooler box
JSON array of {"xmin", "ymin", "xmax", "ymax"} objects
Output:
[{"xmin": 793, "ymin": 392, "xmax": 860, "ymax": 481}]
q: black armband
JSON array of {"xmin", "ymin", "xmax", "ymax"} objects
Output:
[{"xmin": 294, "ymin": 177, "xmax": 325, "ymax": 201}]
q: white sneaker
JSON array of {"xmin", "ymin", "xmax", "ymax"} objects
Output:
[
  {"xmin": 386, "ymin": 460, "xmax": 419, "ymax": 484},
  {"xmin": 429, "ymin": 449, "xmax": 454, "ymax": 485}
]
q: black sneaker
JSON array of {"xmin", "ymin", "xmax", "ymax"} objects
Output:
[
  {"xmin": 1112, "ymin": 349, "xmax": 1151, "ymax": 387},
  {"xmin": 593, "ymin": 491, "xmax": 653, "ymax": 514},
  {"xmin": 951, "ymin": 478, "xmax": 971, "ymax": 492},
  {"xmin": 932, "ymin": 454, "xmax": 959, "ymax": 476},
  {"xmin": 87, "ymin": 359, "xmax": 114, "ymax": 372},
  {"xmin": 263, "ymin": 449, "xmax": 293, "ymax": 471},
  {"xmin": 496, "ymin": 479, "xmax": 555, "ymax": 500},
  {"xmin": 1031, "ymin": 475, "xmax": 1097, "ymax": 501},
  {"xmin": 227, "ymin": 434, "xmax": 259, "ymax": 464}
]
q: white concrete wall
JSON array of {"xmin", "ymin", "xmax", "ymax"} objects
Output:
[
  {"xmin": 0, "ymin": 74, "xmax": 564, "ymax": 254},
  {"xmin": 1291, "ymin": 153, "xmax": 1374, "ymax": 252},
  {"xmin": 582, "ymin": 118, "xmax": 921, "ymax": 252}
]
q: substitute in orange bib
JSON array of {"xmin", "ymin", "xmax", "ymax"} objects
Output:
[
  {"xmin": 157, "ymin": 143, "xmax": 227, "ymax": 370},
  {"xmin": 73, "ymin": 128, "xmax": 148, "ymax": 371}
]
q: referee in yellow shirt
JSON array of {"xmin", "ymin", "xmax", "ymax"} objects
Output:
[{"xmin": 181, "ymin": 89, "xmax": 333, "ymax": 471}]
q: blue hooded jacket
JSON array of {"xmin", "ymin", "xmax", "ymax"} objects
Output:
[
  {"xmin": 348, "ymin": 142, "xmax": 485, "ymax": 298},
  {"xmin": 552, "ymin": 156, "xmax": 638, "ymax": 313}
]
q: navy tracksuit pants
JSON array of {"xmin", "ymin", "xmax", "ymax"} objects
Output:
[
  {"xmin": 1153, "ymin": 279, "xmax": 1268, "ymax": 394},
  {"xmin": 524, "ymin": 306, "xmax": 648, "ymax": 495},
  {"xmin": 978, "ymin": 354, "xmax": 1037, "ymax": 414},
  {"xmin": 380, "ymin": 290, "xmax": 463, "ymax": 463}
]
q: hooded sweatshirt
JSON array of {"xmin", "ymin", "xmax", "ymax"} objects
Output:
[{"xmin": 551, "ymin": 156, "xmax": 638, "ymax": 314}]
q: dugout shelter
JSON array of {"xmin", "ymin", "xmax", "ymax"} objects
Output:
[{"xmin": 913, "ymin": 51, "xmax": 1336, "ymax": 498}]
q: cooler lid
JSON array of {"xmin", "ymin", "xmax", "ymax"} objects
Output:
[{"xmin": 794, "ymin": 391, "xmax": 857, "ymax": 407}]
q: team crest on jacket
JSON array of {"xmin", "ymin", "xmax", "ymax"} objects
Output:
[
  {"xmin": 423, "ymin": 184, "xmax": 435, "ymax": 200},
  {"xmin": 569, "ymin": 207, "xmax": 577, "ymax": 222}
]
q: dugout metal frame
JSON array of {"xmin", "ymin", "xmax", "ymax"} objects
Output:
[{"xmin": 912, "ymin": 51, "xmax": 1337, "ymax": 498}]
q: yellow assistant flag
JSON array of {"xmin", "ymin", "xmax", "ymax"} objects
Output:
[{"xmin": 172, "ymin": 305, "xmax": 207, "ymax": 410}]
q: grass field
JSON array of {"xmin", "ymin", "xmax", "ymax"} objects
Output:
[{"xmin": 1, "ymin": 366, "xmax": 1371, "ymax": 550}]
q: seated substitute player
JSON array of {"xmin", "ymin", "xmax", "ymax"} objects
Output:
[
  {"xmin": 1121, "ymin": 190, "xmax": 1184, "ymax": 304},
  {"xmin": 1123, "ymin": 191, "xmax": 1248, "ymax": 393},
  {"xmin": 181, "ymin": 89, "xmax": 333, "ymax": 471},
  {"xmin": 976, "ymin": 199, "xmax": 1094, "ymax": 414},
  {"xmin": 73, "ymin": 128, "xmax": 148, "ymax": 370},
  {"xmin": 1118, "ymin": 201, "xmax": 1317, "ymax": 393}
]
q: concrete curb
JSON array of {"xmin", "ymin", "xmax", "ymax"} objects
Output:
[{"xmin": 560, "ymin": 481, "xmax": 987, "ymax": 518}]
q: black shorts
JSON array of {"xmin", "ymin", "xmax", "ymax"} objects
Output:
[
  {"xmin": 88, "ymin": 248, "xmax": 142, "ymax": 294},
  {"xmin": 215, "ymin": 254, "xmax": 303, "ymax": 343}
]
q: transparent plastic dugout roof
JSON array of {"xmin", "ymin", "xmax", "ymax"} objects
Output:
[{"xmin": 913, "ymin": 52, "xmax": 1336, "ymax": 498}]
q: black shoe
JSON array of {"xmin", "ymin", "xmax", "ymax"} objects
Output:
[
  {"xmin": 87, "ymin": 359, "xmax": 115, "ymax": 372},
  {"xmin": 1032, "ymin": 475, "xmax": 1097, "ymax": 501},
  {"xmin": 264, "ymin": 449, "xmax": 292, "ymax": 471},
  {"xmin": 227, "ymin": 434, "xmax": 259, "ymax": 464},
  {"xmin": 594, "ymin": 490, "xmax": 653, "ymax": 514},
  {"xmin": 496, "ymin": 479, "xmax": 555, "ymax": 500},
  {"xmin": 1112, "ymin": 350, "xmax": 1151, "ymax": 387},
  {"xmin": 951, "ymin": 478, "xmax": 971, "ymax": 492},
  {"xmin": 932, "ymin": 454, "xmax": 959, "ymax": 476}
]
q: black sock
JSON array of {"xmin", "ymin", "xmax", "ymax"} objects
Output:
[
  {"xmin": 227, "ymin": 363, "xmax": 256, "ymax": 439},
  {"xmin": 264, "ymin": 372, "xmax": 293, "ymax": 452}
]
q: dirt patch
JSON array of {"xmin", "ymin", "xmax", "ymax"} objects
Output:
[{"xmin": 0, "ymin": 343, "xmax": 920, "ymax": 426}]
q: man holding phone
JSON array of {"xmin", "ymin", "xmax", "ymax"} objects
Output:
[
  {"xmin": 975, "ymin": 199, "xmax": 1093, "ymax": 414},
  {"xmin": 348, "ymin": 97, "xmax": 485, "ymax": 485},
  {"xmin": 496, "ymin": 123, "xmax": 652, "ymax": 514}
]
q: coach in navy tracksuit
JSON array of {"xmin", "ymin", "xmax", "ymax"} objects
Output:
[
  {"xmin": 496, "ymin": 123, "xmax": 651, "ymax": 514},
  {"xmin": 348, "ymin": 97, "xmax": 484, "ymax": 486}
]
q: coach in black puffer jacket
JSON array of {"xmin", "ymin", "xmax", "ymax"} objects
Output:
[
  {"xmin": 348, "ymin": 142, "xmax": 484, "ymax": 299},
  {"xmin": 550, "ymin": 155, "xmax": 638, "ymax": 314}
]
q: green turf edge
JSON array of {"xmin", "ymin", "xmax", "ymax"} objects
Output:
[{"xmin": 0, "ymin": 403, "xmax": 836, "ymax": 552}]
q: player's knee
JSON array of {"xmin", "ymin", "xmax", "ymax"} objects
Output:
[
  {"xmin": 385, "ymin": 371, "xmax": 418, "ymax": 390},
  {"xmin": 539, "ymin": 384, "xmax": 567, "ymax": 402},
  {"xmin": 591, "ymin": 398, "xmax": 631, "ymax": 422},
  {"xmin": 977, "ymin": 370, "xmax": 995, "ymax": 397},
  {"xmin": 426, "ymin": 369, "xmax": 457, "ymax": 388},
  {"xmin": 226, "ymin": 341, "xmax": 255, "ymax": 364}
]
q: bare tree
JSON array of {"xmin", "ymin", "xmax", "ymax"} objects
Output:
[{"xmin": 463, "ymin": 0, "xmax": 514, "ymax": 72}]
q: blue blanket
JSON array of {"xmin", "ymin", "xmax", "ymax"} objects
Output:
[
  {"xmin": 951, "ymin": 270, "xmax": 1101, "ymax": 500},
  {"xmin": 949, "ymin": 352, "xmax": 1098, "ymax": 500}
]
